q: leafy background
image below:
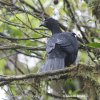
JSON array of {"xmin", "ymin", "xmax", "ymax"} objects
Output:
[{"xmin": 0, "ymin": 0, "xmax": 99, "ymax": 100}]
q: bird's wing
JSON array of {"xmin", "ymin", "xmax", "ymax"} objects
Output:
[{"xmin": 46, "ymin": 33, "xmax": 76, "ymax": 53}]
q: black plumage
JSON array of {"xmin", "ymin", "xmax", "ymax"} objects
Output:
[{"xmin": 40, "ymin": 18, "xmax": 78, "ymax": 72}]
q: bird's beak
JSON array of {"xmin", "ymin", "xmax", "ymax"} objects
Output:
[{"xmin": 39, "ymin": 20, "xmax": 46, "ymax": 27}]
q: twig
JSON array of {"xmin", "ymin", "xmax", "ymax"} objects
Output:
[
  {"xmin": 19, "ymin": 0, "xmax": 41, "ymax": 14},
  {"xmin": 47, "ymin": 92, "xmax": 81, "ymax": 100},
  {"xmin": 0, "ymin": 44, "xmax": 45, "ymax": 51},
  {"xmin": 38, "ymin": 0, "xmax": 45, "ymax": 11},
  {"xmin": 15, "ymin": 50, "xmax": 43, "ymax": 59},
  {"xmin": 0, "ymin": 32, "xmax": 46, "ymax": 41},
  {"xmin": 64, "ymin": 0, "xmax": 89, "ymax": 43}
]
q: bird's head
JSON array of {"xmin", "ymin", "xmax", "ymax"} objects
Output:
[{"xmin": 40, "ymin": 17, "xmax": 59, "ymax": 30}]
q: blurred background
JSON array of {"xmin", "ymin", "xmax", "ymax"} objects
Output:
[{"xmin": 0, "ymin": 0, "xmax": 99, "ymax": 100}]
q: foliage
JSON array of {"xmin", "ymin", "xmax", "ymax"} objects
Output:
[{"xmin": 0, "ymin": 0, "xmax": 99, "ymax": 100}]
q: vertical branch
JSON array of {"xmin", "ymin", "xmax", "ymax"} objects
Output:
[{"xmin": 64, "ymin": 0, "xmax": 89, "ymax": 43}]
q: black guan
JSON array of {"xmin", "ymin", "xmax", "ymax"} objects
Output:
[{"xmin": 40, "ymin": 17, "xmax": 78, "ymax": 72}]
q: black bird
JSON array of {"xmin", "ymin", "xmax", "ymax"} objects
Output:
[{"xmin": 40, "ymin": 17, "xmax": 78, "ymax": 72}]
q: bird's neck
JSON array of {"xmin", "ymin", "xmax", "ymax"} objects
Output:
[{"xmin": 51, "ymin": 25, "xmax": 62, "ymax": 34}]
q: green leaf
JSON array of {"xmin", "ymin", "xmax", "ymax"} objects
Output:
[
  {"xmin": 45, "ymin": 7, "xmax": 54, "ymax": 16},
  {"xmin": 68, "ymin": 90, "xmax": 73, "ymax": 95},
  {"xmin": 81, "ymin": 2, "xmax": 87, "ymax": 10},
  {"xmin": 0, "ymin": 59, "xmax": 6, "ymax": 74},
  {"xmin": 87, "ymin": 42, "xmax": 100, "ymax": 48}
]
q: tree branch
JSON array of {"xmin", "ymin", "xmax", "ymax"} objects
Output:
[
  {"xmin": 0, "ymin": 44, "xmax": 45, "ymax": 51},
  {"xmin": 0, "ymin": 64, "xmax": 99, "ymax": 87}
]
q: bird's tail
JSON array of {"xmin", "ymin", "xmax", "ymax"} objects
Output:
[{"xmin": 40, "ymin": 58, "xmax": 65, "ymax": 72}]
